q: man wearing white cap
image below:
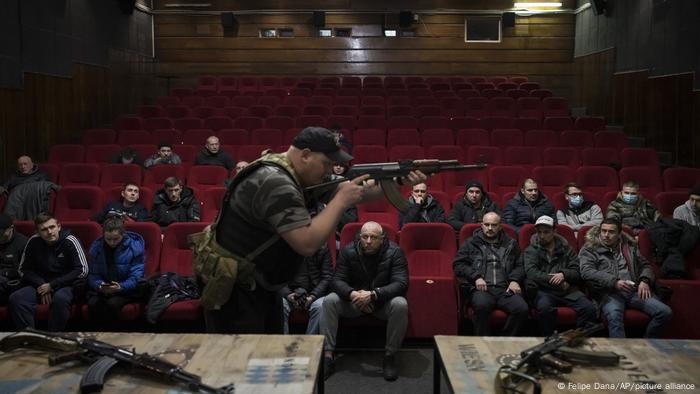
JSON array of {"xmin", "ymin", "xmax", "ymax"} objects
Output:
[{"xmin": 523, "ymin": 215, "xmax": 596, "ymax": 336}]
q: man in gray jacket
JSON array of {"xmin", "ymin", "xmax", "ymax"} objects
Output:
[
  {"xmin": 579, "ymin": 218, "xmax": 672, "ymax": 338},
  {"xmin": 673, "ymin": 184, "xmax": 700, "ymax": 228},
  {"xmin": 556, "ymin": 182, "xmax": 603, "ymax": 234}
]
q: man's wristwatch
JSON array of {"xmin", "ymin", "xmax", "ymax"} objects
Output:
[{"xmin": 371, "ymin": 290, "xmax": 378, "ymax": 301}]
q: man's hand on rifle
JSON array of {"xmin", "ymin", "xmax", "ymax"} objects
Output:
[
  {"xmin": 637, "ymin": 281, "xmax": 651, "ymax": 300},
  {"xmin": 475, "ymin": 277, "xmax": 487, "ymax": 291},
  {"xmin": 400, "ymin": 170, "xmax": 428, "ymax": 187},
  {"xmin": 335, "ymin": 174, "xmax": 371, "ymax": 208}
]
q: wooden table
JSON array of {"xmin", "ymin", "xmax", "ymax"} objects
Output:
[
  {"xmin": 434, "ymin": 335, "xmax": 700, "ymax": 393},
  {"xmin": 0, "ymin": 332, "xmax": 324, "ymax": 394}
]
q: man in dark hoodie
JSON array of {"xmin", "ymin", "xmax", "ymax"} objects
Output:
[
  {"xmin": 398, "ymin": 182, "xmax": 446, "ymax": 229},
  {"xmin": 321, "ymin": 221, "xmax": 409, "ymax": 381},
  {"xmin": 453, "ymin": 212, "xmax": 528, "ymax": 336},
  {"xmin": 0, "ymin": 214, "xmax": 28, "ymax": 302},
  {"xmin": 151, "ymin": 176, "xmax": 201, "ymax": 228},
  {"xmin": 93, "ymin": 183, "xmax": 150, "ymax": 223},
  {"xmin": 523, "ymin": 215, "xmax": 596, "ymax": 336},
  {"xmin": 579, "ymin": 218, "xmax": 672, "ymax": 338},
  {"xmin": 503, "ymin": 178, "xmax": 556, "ymax": 232},
  {"xmin": 9, "ymin": 212, "xmax": 88, "ymax": 331},
  {"xmin": 448, "ymin": 180, "xmax": 499, "ymax": 231},
  {"xmin": 194, "ymin": 136, "xmax": 235, "ymax": 171},
  {"xmin": 87, "ymin": 217, "xmax": 145, "ymax": 323},
  {"xmin": 556, "ymin": 182, "xmax": 603, "ymax": 234},
  {"xmin": 0, "ymin": 155, "xmax": 50, "ymax": 193}
]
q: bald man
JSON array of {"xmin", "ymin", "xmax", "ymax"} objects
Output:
[
  {"xmin": 453, "ymin": 212, "xmax": 528, "ymax": 336},
  {"xmin": 320, "ymin": 221, "xmax": 409, "ymax": 381},
  {"xmin": 1, "ymin": 156, "xmax": 50, "ymax": 193},
  {"xmin": 194, "ymin": 136, "xmax": 235, "ymax": 171}
]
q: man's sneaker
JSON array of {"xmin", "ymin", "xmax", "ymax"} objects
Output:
[
  {"xmin": 323, "ymin": 356, "xmax": 335, "ymax": 380},
  {"xmin": 382, "ymin": 354, "xmax": 398, "ymax": 381}
]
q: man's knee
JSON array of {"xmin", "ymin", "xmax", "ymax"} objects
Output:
[
  {"xmin": 322, "ymin": 293, "xmax": 341, "ymax": 313},
  {"xmin": 510, "ymin": 297, "xmax": 530, "ymax": 317},
  {"xmin": 8, "ymin": 287, "xmax": 33, "ymax": 306},
  {"xmin": 388, "ymin": 297, "xmax": 408, "ymax": 315},
  {"xmin": 51, "ymin": 289, "xmax": 74, "ymax": 307}
]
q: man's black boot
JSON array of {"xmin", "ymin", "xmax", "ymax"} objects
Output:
[
  {"xmin": 383, "ymin": 354, "xmax": 398, "ymax": 381},
  {"xmin": 323, "ymin": 356, "xmax": 335, "ymax": 381}
]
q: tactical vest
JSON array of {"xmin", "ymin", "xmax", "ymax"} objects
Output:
[{"xmin": 215, "ymin": 152, "xmax": 306, "ymax": 289}]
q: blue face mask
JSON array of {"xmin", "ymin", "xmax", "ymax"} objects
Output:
[
  {"xmin": 569, "ymin": 195, "xmax": 584, "ymax": 207},
  {"xmin": 622, "ymin": 194, "xmax": 638, "ymax": 204}
]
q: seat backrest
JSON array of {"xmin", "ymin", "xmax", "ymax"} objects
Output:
[
  {"xmin": 187, "ymin": 166, "xmax": 229, "ymax": 190},
  {"xmin": 352, "ymin": 145, "xmax": 387, "ymax": 164},
  {"xmin": 388, "ymin": 145, "xmax": 425, "ymax": 161},
  {"xmin": 61, "ymin": 221, "xmax": 102, "ymax": 252},
  {"xmin": 542, "ymin": 147, "xmax": 580, "ymax": 170},
  {"xmin": 201, "ymin": 187, "xmax": 226, "ymax": 222},
  {"xmin": 488, "ymin": 166, "xmax": 529, "ymax": 196},
  {"xmin": 100, "ymin": 164, "xmax": 142, "ymax": 188},
  {"xmin": 580, "ymin": 147, "xmax": 620, "ymax": 167},
  {"xmin": 663, "ymin": 167, "xmax": 700, "ymax": 192},
  {"xmin": 143, "ymin": 165, "xmax": 187, "ymax": 189},
  {"xmin": 491, "ymin": 129, "xmax": 523, "ymax": 147},
  {"xmin": 532, "ymin": 166, "xmax": 571, "ymax": 198},
  {"xmin": 48, "ymin": 145, "xmax": 85, "ymax": 165},
  {"xmin": 161, "ymin": 222, "xmax": 209, "ymax": 274},
  {"xmin": 55, "ymin": 187, "xmax": 104, "ymax": 221},
  {"xmin": 399, "ymin": 223, "xmax": 456, "ymax": 277},
  {"xmin": 124, "ymin": 221, "xmax": 163, "ymax": 276},
  {"xmin": 575, "ymin": 166, "xmax": 619, "ymax": 196},
  {"xmin": 654, "ymin": 191, "xmax": 688, "ymax": 217},
  {"xmin": 58, "ymin": 163, "xmax": 100, "ymax": 186},
  {"xmin": 620, "ymin": 148, "xmax": 660, "ymax": 171},
  {"xmin": 85, "ymin": 144, "xmax": 122, "ymax": 164}
]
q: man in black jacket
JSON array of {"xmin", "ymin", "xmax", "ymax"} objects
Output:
[
  {"xmin": 453, "ymin": 212, "xmax": 528, "ymax": 336},
  {"xmin": 448, "ymin": 180, "xmax": 499, "ymax": 231},
  {"xmin": 94, "ymin": 183, "xmax": 150, "ymax": 223},
  {"xmin": 398, "ymin": 183, "xmax": 446, "ymax": 229},
  {"xmin": 151, "ymin": 177, "xmax": 200, "ymax": 229},
  {"xmin": 194, "ymin": 136, "xmax": 235, "ymax": 171},
  {"xmin": 523, "ymin": 216, "xmax": 596, "ymax": 336},
  {"xmin": 0, "ymin": 214, "xmax": 28, "ymax": 303},
  {"xmin": 9, "ymin": 212, "xmax": 88, "ymax": 331},
  {"xmin": 320, "ymin": 221, "xmax": 409, "ymax": 381},
  {"xmin": 503, "ymin": 178, "xmax": 556, "ymax": 232},
  {"xmin": 0, "ymin": 155, "xmax": 50, "ymax": 193}
]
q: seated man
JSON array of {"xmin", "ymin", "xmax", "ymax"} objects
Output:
[
  {"xmin": 93, "ymin": 183, "xmax": 150, "ymax": 223},
  {"xmin": 321, "ymin": 221, "xmax": 408, "ymax": 381},
  {"xmin": 0, "ymin": 214, "xmax": 29, "ymax": 303},
  {"xmin": 556, "ymin": 182, "xmax": 603, "ymax": 233},
  {"xmin": 398, "ymin": 183, "xmax": 446, "ymax": 228},
  {"xmin": 280, "ymin": 205, "xmax": 333, "ymax": 335},
  {"xmin": 523, "ymin": 215, "xmax": 596, "ymax": 336},
  {"xmin": 194, "ymin": 136, "xmax": 235, "ymax": 171},
  {"xmin": 9, "ymin": 212, "xmax": 88, "ymax": 331},
  {"xmin": 606, "ymin": 180, "xmax": 660, "ymax": 235},
  {"xmin": 503, "ymin": 178, "xmax": 556, "ymax": 232},
  {"xmin": 143, "ymin": 142, "xmax": 182, "ymax": 168},
  {"xmin": 1, "ymin": 155, "xmax": 50, "ymax": 193},
  {"xmin": 152, "ymin": 177, "xmax": 200, "ymax": 228},
  {"xmin": 673, "ymin": 184, "xmax": 700, "ymax": 228},
  {"xmin": 87, "ymin": 217, "xmax": 145, "ymax": 324},
  {"xmin": 453, "ymin": 212, "xmax": 528, "ymax": 336},
  {"xmin": 112, "ymin": 147, "xmax": 142, "ymax": 166},
  {"xmin": 579, "ymin": 218, "xmax": 672, "ymax": 338},
  {"xmin": 448, "ymin": 180, "xmax": 499, "ymax": 231}
]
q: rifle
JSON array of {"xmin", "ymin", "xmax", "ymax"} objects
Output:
[
  {"xmin": 496, "ymin": 323, "xmax": 619, "ymax": 393},
  {"xmin": 305, "ymin": 159, "xmax": 487, "ymax": 212},
  {"xmin": 0, "ymin": 328, "xmax": 234, "ymax": 394}
]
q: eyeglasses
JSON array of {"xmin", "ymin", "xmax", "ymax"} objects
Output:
[{"xmin": 360, "ymin": 234, "xmax": 382, "ymax": 241}]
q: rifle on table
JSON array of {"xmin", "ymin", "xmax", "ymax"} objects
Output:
[
  {"xmin": 496, "ymin": 323, "xmax": 620, "ymax": 394},
  {"xmin": 305, "ymin": 159, "xmax": 487, "ymax": 212},
  {"xmin": 0, "ymin": 328, "xmax": 234, "ymax": 394}
]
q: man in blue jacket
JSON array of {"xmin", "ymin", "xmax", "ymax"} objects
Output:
[
  {"xmin": 9, "ymin": 212, "xmax": 88, "ymax": 331},
  {"xmin": 87, "ymin": 217, "xmax": 145, "ymax": 323}
]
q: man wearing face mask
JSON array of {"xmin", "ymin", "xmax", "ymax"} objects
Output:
[
  {"xmin": 448, "ymin": 180, "xmax": 500, "ymax": 231},
  {"xmin": 556, "ymin": 182, "xmax": 603, "ymax": 233},
  {"xmin": 606, "ymin": 181, "xmax": 660, "ymax": 235},
  {"xmin": 320, "ymin": 221, "xmax": 409, "ymax": 381},
  {"xmin": 503, "ymin": 178, "xmax": 556, "ymax": 232},
  {"xmin": 86, "ymin": 218, "xmax": 145, "ymax": 324},
  {"xmin": 398, "ymin": 183, "xmax": 446, "ymax": 229}
]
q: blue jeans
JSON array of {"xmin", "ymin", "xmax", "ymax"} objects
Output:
[
  {"xmin": 600, "ymin": 291, "xmax": 672, "ymax": 338},
  {"xmin": 282, "ymin": 296, "xmax": 324, "ymax": 335}
]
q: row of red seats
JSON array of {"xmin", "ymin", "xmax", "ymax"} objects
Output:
[
  {"xmin": 4, "ymin": 220, "xmax": 696, "ymax": 338},
  {"xmin": 105, "ymin": 116, "xmax": 598, "ymax": 140},
  {"xmin": 195, "ymin": 75, "xmax": 530, "ymax": 90},
  {"xmin": 139, "ymin": 96, "xmax": 568, "ymax": 123}
]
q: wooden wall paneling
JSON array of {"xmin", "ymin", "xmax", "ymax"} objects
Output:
[
  {"xmin": 692, "ymin": 91, "xmax": 700, "ymax": 167},
  {"xmin": 573, "ymin": 48, "xmax": 614, "ymax": 119},
  {"xmin": 647, "ymin": 73, "xmax": 694, "ymax": 165},
  {"xmin": 612, "ymin": 70, "xmax": 648, "ymax": 138},
  {"xmin": 0, "ymin": 89, "xmax": 26, "ymax": 179}
]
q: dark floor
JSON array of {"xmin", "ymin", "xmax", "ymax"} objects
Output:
[{"xmin": 324, "ymin": 347, "xmax": 451, "ymax": 394}]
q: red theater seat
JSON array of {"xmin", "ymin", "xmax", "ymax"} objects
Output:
[
  {"xmin": 99, "ymin": 164, "xmax": 143, "ymax": 189},
  {"xmin": 85, "ymin": 144, "xmax": 121, "ymax": 164},
  {"xmin": 48, "ymin": 145, "xmax": 85, "ymax": 165},
  {"xmin": 352, "ymin": 145, "xmax": 387, "ymax": 164},
  {"xmin": 655, "ymin": 191, "xmax": 688, "ymax": 217},
  {"xmin": 559, "ymin": 130, "xmax": 594, "ymax": 148},
  {"xmin": 663, "ymin": 167, "xmax": 700, "ymax": 192},
  {"xmin": 357, "ymin": 199, "xmax": 399, "ymax": 230},
  {"xmin": 575, "ymin": 166, "xmax": 620, "ymax": 196},
  {"xmin": 488, "ymin": 166, "xmax": 530, "ymax": 197},
  {"xmin": 575, "ymin": 116, "xmax": 606, "ymax": 132},
  {"xmin": 594, "ymin": 130, "xmax": 628, "ymax": 151},
  {"xmin": 621, "ymin": 148, "xmax": 660, "ymax": 171},
  {"xmin": 532, "ymin": 166, "xmax": 572, "ymax": 198},
  {"xmin": 490, "ymin": 129, "xmax": 523, "ymax": 147},
  {"xmin": 388, "ymin": 145, "xmax": 425, "ymax": 161},
  {"xmin": 503, "ymin": 147, "xmax": 542, "ymax": 174},
  {"xmin": 187, "ymin": 165, "xmax": 229, "ymax": 191},
  {"xmin": 200, "ymin": 187, "xmax": 226, "ymax": 222},
  {"xmin": 83, "ymin": 129, "xmax": 116, "ymax": 145},
  {"xmin": 581, "ymin": 147, "xmax": 620, "ymax": 167},
  {"xmin": 54, "ymin": 187, "xmax": 104, "ymax": 221},
  {"xmin": 456, "ymin": 128, "xmax": 490, "ymax": 147},
  {"xmin": 58, "ymin": 163, "xmax": 100, "ymax": 187},
  {"xmin": 143, "ymin": 165, "xmax": 187, "ymax": 190},
  {"xmin": 400, "ymin": 223, "xmax": 459, "ymax": 337}
]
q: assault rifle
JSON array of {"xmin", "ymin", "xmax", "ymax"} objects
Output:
[
  {"xmin": 305, "ymin": 159, "xmax": 487, "ymax": 212},
  {"xmin": 496, "ymin": 323, "xmax": 620, "ymax": 393},
  {"xmin": 0, "ymin": 328, "xmax": 234, "ymax": 394}
]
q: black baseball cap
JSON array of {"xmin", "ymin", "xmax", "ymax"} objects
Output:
[{"xmin": 292, "ymin": 127, "xmax": 353, "ymax": 163}]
